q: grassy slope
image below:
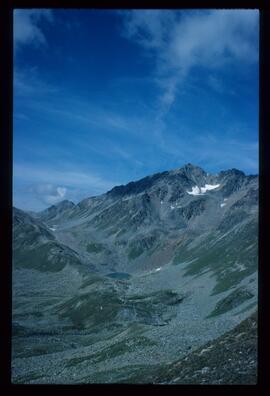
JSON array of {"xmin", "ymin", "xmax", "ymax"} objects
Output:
[{"xmin": 173, "ymin": 217, "xmax": 258, "ymax": 295}]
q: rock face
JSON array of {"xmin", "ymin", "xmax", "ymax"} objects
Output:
[{"xmin": 12, "ymin": 164, "xmax": 258, "ymax": 384}]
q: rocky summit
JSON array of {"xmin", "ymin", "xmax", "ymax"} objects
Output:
[{"xmin": 12, "ymin": 163, "xmax": 258, "ymax": 384}]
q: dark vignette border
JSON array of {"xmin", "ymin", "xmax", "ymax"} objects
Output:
[{"xmin": 0, "ymin": 1, "xmax": 269, "ymax": 394}]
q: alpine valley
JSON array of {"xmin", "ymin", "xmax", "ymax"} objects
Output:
[{"xmin": 12, "ymin": 163, "xmax": 258, "ymax": 384}]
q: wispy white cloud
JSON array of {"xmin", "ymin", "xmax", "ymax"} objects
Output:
[
  {"xmin": 27, "ymin": 183, "xmax": 67, "ymax": 205},
  {"xmin": 14, "ymin": 9, "xmax": 53, "ymax": 50},
  {"xmin": 120, "ymin": 9, "xmax": 176, "ymax": 50},
  {"xmin": 168, "ymin": 10, "xmax": 258, "ymax": 71},
  {"xmin": 13, "ymin": 163, "xmax": 118, "ymax": 194},
  {"xmin": 120, "ymin": 9, "xmax": 259, "ymax": 112}
]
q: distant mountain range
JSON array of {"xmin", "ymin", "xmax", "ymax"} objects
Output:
[{"xmin": 12, "ymin": 164, "xmax": 258, "ymax": 384}]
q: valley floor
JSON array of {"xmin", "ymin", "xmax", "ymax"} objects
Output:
[{"xmin": 11, "ymin": 261, "xmax": 257, "ymax": 384}]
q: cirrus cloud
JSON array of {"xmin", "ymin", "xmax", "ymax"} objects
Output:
[
  {"xmin": 120, "ymin": 9, "xmax": 259, "ymax": 111},
  {"xmin": 14, "ymin": 9, "xmax": 53, "ymax": 50}
]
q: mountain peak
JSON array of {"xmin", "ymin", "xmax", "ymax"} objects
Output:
[
  {"xmin": 56, "ymin": 199, "xmax": 75, "ymax": 208},
  {"xmin": 170, "ymin": 163, "xmax": 204, "ymax": 173},
  {"xmin": 177, "ymin": 163, "xmax": 206, "ymax": 175},
  {"xmin": 40, "ymin": 199, "xmax": 75, "ymax": 213},
  {"xmin": 183, "ymin": 163, "xmax": 202, "ymax": 169},
  {"xmin": 169, "ymin": 163, "xmax": 208, "ymax": 186}
]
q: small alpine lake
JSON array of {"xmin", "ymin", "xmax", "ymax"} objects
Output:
[{"xmin": 106, "ymin": 272, "xmax": 131, "ymax": 280}]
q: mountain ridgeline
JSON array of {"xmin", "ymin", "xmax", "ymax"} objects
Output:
[{"xmin": 12, "ymin": 164, "xmax": 258, "ymax": 384}]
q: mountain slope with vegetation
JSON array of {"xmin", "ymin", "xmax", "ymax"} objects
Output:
[{"xmin": 12, "ymin": 164, "xmax": 258, "ymax": 384}]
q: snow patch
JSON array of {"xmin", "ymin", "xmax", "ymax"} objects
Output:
[
  {"xmin": 143, "ymin": 267, "xmax": 162, "ymax": 276},
  {"xmin": 49, "ymin": 227, "xmax": 56, "ymax": 232},
  {"xmin": 220, "ymin": 203, "xmax": 226, "ymax": 208},
  {"xmin": 187, "ymin": 186, "xmax": 202, "ymax": 195},
  {"xmin": 224, "ymin": 198, "xmax": 228, "ymax": 201},
  {"xmin": 201, "ymin": 184, "xmax": 220, "ymax": 193},
  {"xmin": 170, "ymin": 205, "xmax": 175, "ymax": 210},
  {"xmin": 160, "ymin": 200, "xmax": 164, "ymax": 205},
  {"xmin": 187, "ymin": 184, "xmax": 220, "ymax": 196}
]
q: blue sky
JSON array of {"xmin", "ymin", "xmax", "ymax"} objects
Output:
[{"xmin": 13, "ymin": 9, "xmax": 259, "ymax": 211}]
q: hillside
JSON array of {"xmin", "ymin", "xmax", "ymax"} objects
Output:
[{"xmin": 12, "ymin": 164, "xmax": 258, "ymax": 384}]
